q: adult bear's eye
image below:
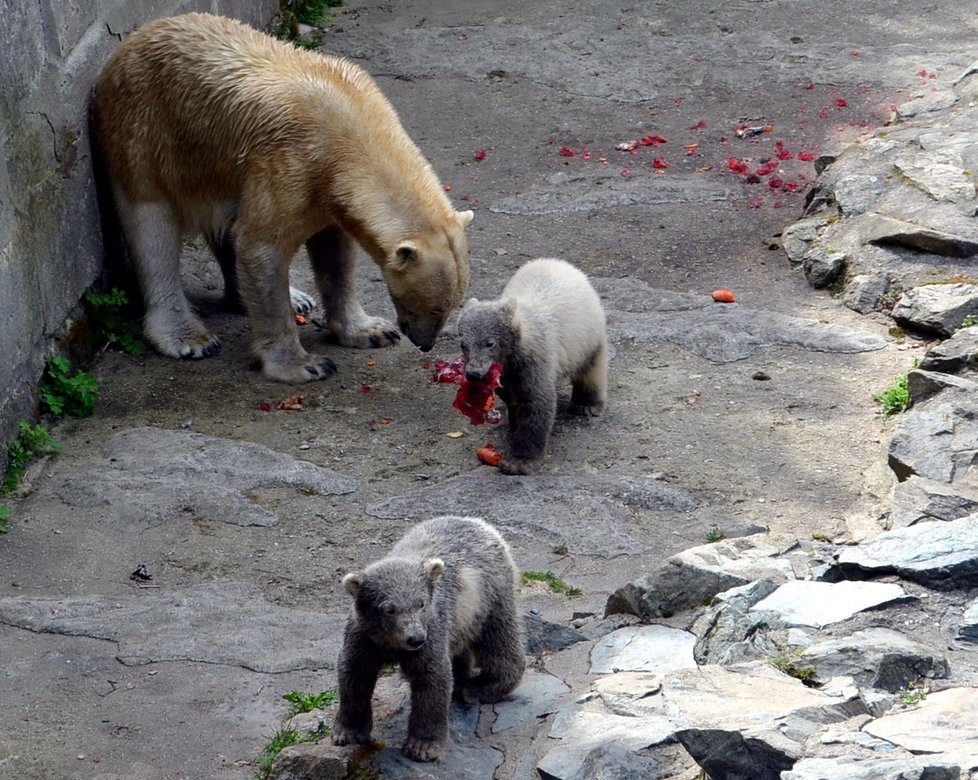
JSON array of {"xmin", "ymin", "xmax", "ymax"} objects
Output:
[
  {"xmin": 484, "ymin": 339, "xmax": 495, "ymax": 348},
  {"xmin": 383, "ymin": 604, "xmax": 396, "ymax": 616}
]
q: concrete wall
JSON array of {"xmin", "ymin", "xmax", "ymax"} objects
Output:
[{"xmin": 0, "ymin": 0, "xmax": 278, "ymax": 470}]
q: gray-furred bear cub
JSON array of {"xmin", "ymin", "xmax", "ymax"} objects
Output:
[
  {"xmin": 333, "ymin": 516, "xmax": 525, "ymax": 762},
  {"xmin": 458, "ymin": 257, "xmax": 608, "ymax": 475}
]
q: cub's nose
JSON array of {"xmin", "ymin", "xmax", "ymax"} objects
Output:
[{"xmin": 405, "ymin": 634, "xmax": 426, "ymax": 650}]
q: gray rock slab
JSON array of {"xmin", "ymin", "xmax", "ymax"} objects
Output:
[
  {"xmin": 891, "ymin": 283, "xmax": 978, "ymax": 336},
  {"xmin": 538, "ymin": 742, "xmax": 680, "ymax": 780},
  {"xmin": 749, "ymin": 580, "xmax": 909, "ymax": 629},
  {"xmin": 802, "ymin": 244, "xmax": 847, "ymax": 289},
  {"xmin": 365, "ymin": 473, "xmax": 694, "ymax": 557},
  {"xmin": 607, "ymin": 535, "xmax": 794, "ymax": 620},
  {"xmin": 589, "ymin": 625, "xmax": 696, "ymax": 675},
  {"xmin": 591, "ymin": 672, "xmax": 662, "ymax": 717},
  {"xmin": 52, "ymin": 427, "xmax": 358, "ymax": 527},
  {"xmin": 957, "ymin": 598, "xmax": 978, "ymax": 643},
  {"xmin": 842, "ymin": 273, "xmax": 890, "ymax": 314},
  {"xmin": 782, "ymin": 216, "xmax": 832, "ymax": 266},
  {"xmin": 890, "ymin": 475, "xmax": 978, "ymax": 528},
  {"xmin": 907, "ymin": 368, "xmax": 978, "ymax": 404},
  {"xmin": 783, "ymin": 756, "xmax": 962, "ymax": 780},
  {"xmin": 897, "ymin": 89, "xmax": 960, "ymax": 119},
  {"xmin": 801, "ymin": 627, "xmax": 949, "ymax": 692},
  {"xmin": 834, "ymin": 516, "xmax": 978, "ymax": 586},
  {"xmin": 691, "ymin": 579, "xmax": 782, "ymax": 665},
  {"xmin": 919, "ymin": 325, "xmax": 978, "ymax": 374},
  {"xmin": 894, "ymin": 152, "xmax": 976, "ymax": 204},
  {"xmin": 524, "ymin": 613, "xmax": 588, "ymax": 654},
  {"xmin": 888, "ymin": 387, "xmax": 978, "ymax": 483},
  {"xmin": 492, "ymin": 668, "xmax": 570, "ymax": 734},
  {"xmin": 863, "ymin": 687, "xmax": 978, "ymax": 767},
  {"xmin": 0, "ymin": 581, "xmax": 336, "ymax": 673}
]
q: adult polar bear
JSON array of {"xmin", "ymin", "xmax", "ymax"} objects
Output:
[{"xmin": 92, "ymin": 13, "xmax": 474, "ymax": 383}]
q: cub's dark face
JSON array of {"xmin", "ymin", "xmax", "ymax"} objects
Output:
[
  {"xmin": 343, "ymin": 558, "xmax": 444, "ymax": 652},
  {"xmin": 458, "ymin": 299, "xmax": 519, "ymax": 381}
]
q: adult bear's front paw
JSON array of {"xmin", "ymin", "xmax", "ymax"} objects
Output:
[
  {"xmin": 402, "ymin": 735, "xmax": 447, "ymax": 762},
  {"xmin": 331, "ymin": 722, "xmax": 372, "ymax": 747}
]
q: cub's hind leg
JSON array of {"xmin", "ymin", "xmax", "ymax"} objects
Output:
[
  {"xmin": 115, "ymin": 189, "xmax": 220, "ymax": 359},
  {"xmin": 570, "ymin": 341, "xmax": 608, "ymax": 417}
]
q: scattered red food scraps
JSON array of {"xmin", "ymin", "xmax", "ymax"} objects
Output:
[
  {"xmin": 476, "ymin": 443, "xmax": 503, "ymax": 467},
  {"xmin": 754, "ymin": 160, "xmax": 778, "ymax": 176},
  {"xmin": 768, "ymin": 176, "xmax": 784, "ymax": 190},
  {"xmin": 711, "ymin": 289, "xmax": 736, "ymax": 303},
  {"xmin": 691, "ymin": 119, "xmax": 707, "ymax": 129},
  {"xmin": 443, "ymin": 184, "xmax": 452, "ymax": 192},
  {"xmin": 684, "ymin": 143, "xmax": 699, "ymax": 154},
  {"xmin": 598, "ymin": 155, "xmax": 608, "ymax": 163},
  {"xmin": 916, "ymin": 68, "xmax": 929, "ymax": 77},
  {"xmin": 652, "ymin": 157, "xmax": 668, "ymax": 169},
  {"xmin": 850, "ymin": 49, "xmax": 859, "ymax": 56},
  {"xmin": 726, "ymin": 157, "xmax": 750, "ymax": 174},
  {"xmin": 453, "ymin": 362, "xmax": 502, "ymax": 425},
  {"xmin": 378, "ymin": 418, "xmax": 391, "ymax": 425},
  {"xmin": 474, "ymin": 148, "xmax": 487, "ymax": 161},
  {"xmin": 774, "ymin": 141, "xmax": 793, "ymax": 160},
  {"xmin": 359, "ymin": 385, "xmax": 372, "ymax": 394},
  {"xmin": 258, "ymin": 401, "xmax": 272, "ymax": 412},
  {"xmin": 367, "ymin": 360, "xmax": 376, "ymax": 367},
  {"xmin": 748, "ymin": 195, "xmax": 765, "ymax": 209},
  {"xmin": 615, "ymin": 141, "xmax": 637, "ymax": 152},
  {"xmin": 559, "ymin": 146, "xmax": 576, "ymax": 157},
  {"xmin": 276, "ymin": 394, "xmax": 307, "ymax": 411},
  {"xmin": 797, "ymin": 151, "xmax": 814, "ymax": 161},
  {"xmin": 294, "ymin": 313, "xmax": 308, "ymax": 326},
  {"xmin": 720, "ymin": 136, "xmax": 730, "ymax": 145},
  {"xmin": 835, "ymin": 97, "xmax": 848, "ymax": 107},
  {"xmin": 805, "ymin": 82, "xmax": 815, "ymax": 89},
  {"xmin": 639, "ymin": 134, "xmax": 668, "ymax": 146}
]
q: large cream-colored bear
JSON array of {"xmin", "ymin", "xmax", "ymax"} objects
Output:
[{"xmin": 91, "ymin": 12, "xmax": 474, "ymax": 383}]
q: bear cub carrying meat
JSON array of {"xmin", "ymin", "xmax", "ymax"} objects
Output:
[
  {"xmin": 91, "ymin": 13, "xmax": 473, "ymax": 383},
  {"xmin": 458, "ymin": 258, "xmax": 608, "ymax": 475},
  {"xmin": 333, "ymin": 516, "xmax": 525, "ymax": 762}
]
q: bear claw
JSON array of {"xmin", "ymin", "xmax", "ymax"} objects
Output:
[{"xmin": 402, "ymin": 736, "xmax": 446, "ymax": 762}]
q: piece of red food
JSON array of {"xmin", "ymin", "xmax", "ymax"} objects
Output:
[
  {"xmin": 432, "ymin": 358, "xmax": 466, "ymax": 383},
  {"xmin": 476, "ymin": 444, "xmax": 503, "ymax": 467},
  {"xmin": 453, "ymin": 362, "xmax": 502, "ymax": 425},
  {"xmin": 712, "ymin": 289, "xmax": 736, "ymax": 303},
  {"xmin": 474, "ymin": 148, "xmax": 487, "ymax": 161}
]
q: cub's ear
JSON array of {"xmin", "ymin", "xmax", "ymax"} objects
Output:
[
  {"xmin": 456, "ymin": 210, "xmax": 475, "ymax": 228},
  {"xmin": 393, "ymin": 242, "xmax": 419, "ymax": 269},
  {"xmin": 342, "ymin": 571, "xmax": 364, "ymax": 597},
  {"xmin": 423, "ymin": 557, "xmax": 445, "ymax": 586}
]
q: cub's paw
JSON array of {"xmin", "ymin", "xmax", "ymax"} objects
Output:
[
  {"xmin": 330, "ymin": 316, "xmax": 401, "ymax": 349},
  {"xmin": 289, "ymin": 285, "xmax": 317, "ymax": 315},
  {"xmin": 569, "ymin": 401, "xmax": 605, "ymax": 417},
  {"xmin": 331, "ymin": 724, "xmax": 372, "ymax": 747},
  {"xmin": 499, "ymin": 457, "xmax": 542, "ymax": 476},
  {"xmin": 262, "ymin": 354, "xmax": 337, "ymax": 383},
  {"xmin": 402, "ymin": 736, "xmax": 447, "ymax": 762}
]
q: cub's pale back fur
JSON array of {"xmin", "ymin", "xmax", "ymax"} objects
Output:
[
  {"xmin": 92, "ymin": 13, "xmax": 473, "ymax": 383},
  {"xmin": 458, "ymin": 258, "xmax": 608, "ymax": 474},
  {"xmin": 334, "ymin": 516, "xmax": 524, "ymax": 762}
]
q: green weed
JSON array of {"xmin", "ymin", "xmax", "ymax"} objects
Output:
[
  {"xmin": 959, "ymin": 314, "xmax": 978, "ymax": 330},
  {"xmin": 705, "ymin": 525, "xmax": 725, "ymax": 543},
  {"xmin": 521, "ymin": 570, "xmax": 582, "ymax": 598},
  {"xmin": 276, "ymin": 0, "xmax": 342, "ymax": 45},
  {"xmin": 41, "ymin": 356, "xmax": 100, "ymax": 418},
  {"xmin": 897, "ymin": 683, "xmax": 929, "ymax": 707},
  {"xmin": 256, "ymin": 689, "xmax": 337, "ymax": 779},
  {"xmin": 3, "ymin": 421, "xmax": 62, "ymax": 494},
  {"xmin": 84, "ymin": 287, "xmax": 144, "ymax": 356},
  {"xmin": 873, "ymin": 364, "xmax": 914, "ymax": 418},
  {"xmin": 770, "ymin": 649, "xmax": 817, "ymax": 686},
  {"xmin": 0, "ymin": 505, "xmax": 9, "ymax": 534}
]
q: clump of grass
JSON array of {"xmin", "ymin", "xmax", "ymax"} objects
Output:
[
  {"xmin": 84, "ymin": 287, "xmax": 144, "ymax": 356},
  {"xmin": 40, "ymin": 356, "xmax": 100, "ymax": 418},
  {"xmin": 521, "ymin": 570, "xmax": 582, "ymax": 598},
  {"xmin": 897, "ymin": 683, "xmax": 929, "ymax": 707},
  {"xmin": 873, "ymin": 367, "xmax": 912, "ymax": 418},
  {"xmin": 770, "ymin": 649, "xmax": 817, "ymax": 686},
  {"xmin": 705, "ymin": 525, "xmax": 724, "ymax": 543},
  {"xmin": 0, "ymin": 505, "xmax": 9, "ymax": 535},
  {"xmin": 958, "ymin": 313, "xmax": 978, "ymax": 330},
  {"xmin": 276, "ymin": 0, "xmax": 343, "ymax": 46},
  {"xmin": 3, "ymin": 421, "xmax": 62, "ymax": 494},
  {"xmin": 256, "ymin": 689, "xmax": 337, "ymax": 779}
]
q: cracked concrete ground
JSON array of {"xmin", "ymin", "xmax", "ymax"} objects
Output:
[{"xmin": 1, "ymin": 1, "xmax": 976, "ymax": 778}]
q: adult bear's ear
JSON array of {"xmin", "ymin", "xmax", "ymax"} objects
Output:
[
  {"xmin": 342, "ymin": 571, "xmax": 364, "ymax": 597},
  {"xmin": 393, "ymin": 242, "xmax": 419, "ymax": 269},
  {"xmin": 422, "ymin": 558, "xmax": 445, "ymax": 586},
  {"xmin": 456, "ymin": 209, "xmax": 474, "ymax": 228}
]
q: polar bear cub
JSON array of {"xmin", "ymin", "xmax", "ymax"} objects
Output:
[{"xmin": 457, "ymin": 258, "xmax": 608, "ymax": 475}]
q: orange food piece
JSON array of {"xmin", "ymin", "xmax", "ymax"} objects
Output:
[
  {"xmin": 476, "ymin": 445, "xmax": 503, "ymax": 467},
  {"xmin": 711, "ymin": 289, "xmax": 736, "ymax": 303},
  {"xmin": 295, "ymin": 313, "xmax": 308, "ymax": 326}
]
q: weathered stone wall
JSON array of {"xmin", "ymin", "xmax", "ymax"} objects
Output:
[{"xmin": 0, "ymin": 0, "xmax": 277, "ymax": 470}]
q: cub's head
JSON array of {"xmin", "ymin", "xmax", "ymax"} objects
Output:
[
  {"xmin": 342, "ymin": 557, "xmax": 444, "ymax": 652},
  {"xmin": 457, "ymin": 298, "xmax": 520, "ymax": 381},
  {"xmin": 382, "ymin": 210, "xmax": 475, "ymax": 352}
]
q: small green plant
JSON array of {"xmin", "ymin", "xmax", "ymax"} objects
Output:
[
  {"xmin": 521, "ymin": 570, "xmax": 582, "ymax": 598},
  {"xmin": 705, "ymin": 525, "xmax": 725, "ymax": 543},
  {"xmin": 276, "ymin": 0, "xmax": 342, "ymax": 45},
  {"xmin": 897, "ymin": 683, "xmax": 929, "ymax": 707},
  {"xmin": 3, "ymin": 421, "xmax": 62, "ymax": 494},
  {"xmin": 282, "ymin": 689, "xmax": 338, "ymax": 718},
  {"xmin": 959, "ymin": 314, "xmax": 978, "ymax": 330},
  {"xmin": 40, "ymin": 356, "xmax": 100, "ymax": 418},
  {"xmin": 256, "ymin": 689, "xmax": 337, "ymax": 779},
  {"xmin": 873, "ymin": 366, "xmax": 913, "ymax": 418},
  {"xmin": 0, "ymin": 505, "xmax": 10, "ymax": 535},
  {"xmin": 84, "ymin": 287, "xmax": 144, "ymax": 355},
  {"xmin": 770, "ymin": 649, "xmax": 817, "ymax": 686}
]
